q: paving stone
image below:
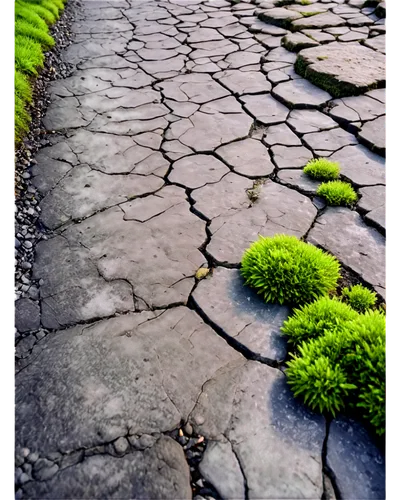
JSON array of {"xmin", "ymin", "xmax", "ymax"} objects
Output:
[
  {"xmin": 194, "ymin": 176, "xmax": 316, "ymax": 264},
  {"xmin": 328, "ymin": 95, "xmax": 385, "ymax": 125},
  {"xmin": 329, "ymin": 144, "xmax": 385, "ymax": 187},
  {"xmin": 39, "ymin": 166, "xmax": 164, "ymax": 229},
  {"xmin": 277, "ymin": 169, "xmax": 320, "ymax": 194},
  {"xmin": 190, "ymin": 361, "xmax": 325, "ymax": 499},
  {"xmin": 192, "ymin": 267, "xmax": 288, "ymax": 359},
  {"xmin": 16, "ymin": 308, "xmax": 241, "ymax": 454},
  {"xmin": 241, "ymin": 94, "xmax": 289, "ymax": 125},
  {"xmin": 15, "ymin": 299, "xmax": 40, "ymax": 333},
  {"xmin": 169, "ymin": 154, "xmax": 229, "ymax": 188},
  {"xmin": 23, "ymin": 437, "xmax": 191, "ymax": 499},
  {"xmin": 358, "ymin": 115, "xmax": 385, "ymax": 155},
  {"xmin": 302, "ymin": 127, "xmax": 358, "ymax": 152},
  {"xmin": 223, "ymin": 50, "xmax": 262, "ymax": 69},
  {"xmin": 157, "ymin": 73, "xmax": 229, "ymax": 103},
  {"xmin": 271, "ymin": 145, "xmax": 313, "ymax": 169},
  {"xmin": 287, "ymin": 109, "xmax": 338, "ymax": 134},
  {"xmin": 199, "ymin": 440, "xmax": 245, "ymax": 500},
  {"xmin": 190, "ymin": 39, "xmax": 238, "ymax": 59},
  {"xmin": 187, "ymin": 27, "xmax": 224, "ymax": 43},
  {"xmin": 215, "ymin": 69, "xmax": 271, "ymax": 95},
  {"xmin": 365, "ymin": 205, "xmax": 385, "ymax": 233},
  {"xmin": 358, "ymin": 185, "xmax": 385, "ymax": 213},
  {"xmin": 255, "ymin": 34, "xmax": 282, "ymax": 49},
  {"xmin": 282, "ymin": 32, "xmax": 320, "ymax": 52},
  {"xmin": 216, "ymin": 138, "xmax": 274, "ymax": 177},
  {"xmin": 296, "ymin": 42, "xmax": 385, "ymax": 97},
  {"xmin": 263, "ymin": 123, "xmax": 301, "ymax": 146},
  {"xmin": 43, "ymin": 96, "xmax": 97, "ymax": 131},
  {"xmin": 267, "ymin": 69, "xmax": 290, "ymax": 84},
  {"xmin": 307, "ymin": 207, "xmax": 385, "ymax": 294},
  {"xmin": 264, "ymin": 46, "xmax": 297, "ymax": 64},
  {"xmin": 301, "ymin": 29, "xmax": 336, "ymax": 44},
  {"xmin": 121, "ymin": 186, "xmax": 184, "ymax": 222},
  {"xmin": 327, "ymin": 418, "xmax": 385, "ymax": 500},
  {"xmin": 273, "ymin": 78, "xmax": 331, "ymax": 108},
  {"xmin": 292, "ymin": 12, "xmax": 345, "ymax": 30},
  {"xmin": 258, "ymin": 7, "xmax": 302, "ymax": 28}
]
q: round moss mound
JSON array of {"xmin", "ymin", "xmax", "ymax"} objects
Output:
[{"xmin": 240, "ymin": 234, "xmax": 341, "ymax": 306}]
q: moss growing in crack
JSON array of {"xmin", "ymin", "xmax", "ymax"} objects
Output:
[
  {"xmin": 241, "ymin": 234, "xmax": 340, "ymax": 306},
  {"xmin": 317, "ymin": 181, "xmax": 357, "ymax": 207},
  {"xmin": 285, "ymin": 309, "xmax": 386, "ymax": 434},
  {"xmin": 303, "ymin": 158, "xmax": 340, "ymax": 181},
  {"xmin": 299, "ymin": 0, "xmax": 312, "ymax": 4},
  {"xmin": 342, "ymin": 285, "xmax": 377, "ymax": 313},
  {"xmin": 300, "ymin": 11, "xmax": 322, "ymax": 17}
]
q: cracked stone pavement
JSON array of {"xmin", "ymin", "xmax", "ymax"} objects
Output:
[{"xmin": 15, "ymin": 0, "xmax": 386, "ymax": 498}]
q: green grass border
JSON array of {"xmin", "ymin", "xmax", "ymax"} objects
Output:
[{"xmin": 14, "ymin": 0, "xmax": 66, "ymax": 144}]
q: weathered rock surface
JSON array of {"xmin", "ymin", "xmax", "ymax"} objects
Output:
[
  {"xmin": 308, "ymin": 208, "xmax": 385, "ymax": 295},
  {"xmin": 240, "ymin": 94, "xmax": 289, "ymax": 125},
  {"xmin": 169, "ymin": 154, "xmax": 229, "ymax": 188},
  {"xmin": 15, "ymin": 299, "xmax": 40, "ymax": 333},
  {"xmin": 273, "ymin": 78, "xmax": 331, "ymax": 108},
  {"xmin": 358, "ymin": 115, "xmax": 385, "ymax": 155},
  {"xmin": 216, "ymin": 138, "xmax": 275, "ymax": 177},
  {"xmin": 193, "ymin": 267, "xmax": 288, "ymax": 360},
  {"xmin": 296, "ymin": 42, "xmax": 385, "ymax": 97}
]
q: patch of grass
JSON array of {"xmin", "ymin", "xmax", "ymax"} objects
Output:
[
  {"xmin": 299, "ymin": 0, "xmax": 312, "ymax": 4},
  {"xmin": 241, "ymin": 234, "xmax": 340, "ymax": 306},
  {"xmin": 316, "ymin": 181, "xmax": 357, "ymax": 206},
  {"xmin": 281, "ymin": 296, "xmax": 358, "ymax": 347},
  {"xmin": 15, "ymin": 18, "xmax": 55, "ymax": 48},
  {"xmin": 303, "ymin": 158, "xmax": 340, "ymax": 181},
  {"xmin": 285, "ymin": 308, "xmax": 385, "ymax": 434},
  {"xmin": 15, "ymin": 0, "xmax": 65, "ymax": 143},
  {"xmin": 342, "ymin": 284, "xmax": 377, "ymax": 313}
]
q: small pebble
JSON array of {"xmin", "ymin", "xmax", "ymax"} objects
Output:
[
  {"xmin": 184, "ymin": 423, "xmax": 193, "ymax": 435},
  {"xmin": 19, "ymin": 472, "xmax": 30, "ymax": 485},
  {"xmin": 23, "ymin": 241, "xmax": 33, "ymax": 249},
  {"xmin": 27, "ymin": 452, "xmax": 39, "ymax": 464},
  {"xmin": 22, "ymin": 448, "xmax": 30, "ymax": 458},
  {"xmin": 113, "ymin": 437, "xmax": 129, "ymax": 455},
  {"xmin": 21, "ymin": 262, "xmax": 32, "ymax": 270},
  {"xmin": 15, "ymin": 238, "xmax": 21, "ymax": 249},
  {"xmin": 36, "ymin": 330, "xmax": 46, "ymax": 340}
]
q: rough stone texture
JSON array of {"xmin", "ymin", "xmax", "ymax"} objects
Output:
[
  {"xmin": 271, "ymin": 145, "xmax": 314, "ymax": 169},
  {"xmin": 307, "ymin": 208, "xmax": 385, "ymax": 294},
  {"xmin": 358, "ymin": 115, "xmax": 385, "ymax": 155},
  {"xmin": 216, "ymin": 138, "xmax": 275, "ymax": 177},
  {"xmin": 193, "ymin": 267, "xmax": 288, "ymax": 360},
  {"xmin": 190, "ymin": 361, "xmax": 325, "ymax": 499},
  {"xmin": 169, "ymin": 154, "xmax": 229, "ymax": 188},
  {"xmin": 15, "ymin": 299, "xmax": 40, "ymax": 333},
  {"xmin": 329, "ymin": 145, "xmax": 385, "ymax": 187},
  {"xmin": 16, "ymin": 307, "xmax": 242, "ymax": 456},
  {"xmin": 215, "ymin": 69, "xmax": 271, "ymax": 95},
  {"xmin": 358, "ymin": 185, "xmax": 385, "ymax": 214},
  {"xmin": 277, "ymin": 169, "xmax": 320, "ymax": 194},
  {"xmin": 302, "ymin": 127, "xmax": 358, "ymax": 152},
  {"xmin": 16, "ymin": 0, "xmax": 386, "ymax": 496},
  {"xmin": 199, "ymin": 441, "xmax": 246, "ymax": 500},
  {"xmin": 296, "ymin": 42, "xmax": 385, "ymax": 97},
  {"xmin": 194, "ymin": 177, "xmax": 317, "ymax": 264},
  {"xmin": 23, "ymin": 437, "xmax": 192, "ymax": 499},
  {"xmin": 287, "ymin": 109, "xmax": 338, "ymax": 134},
  {"xmin": 327, "ymin": 418, "xmax": 385, "ymax": 500},
  {"xmin": 240, "ymin": 94, "xmax": 289, "ymax": 125},
  {"xmin": 282, "ymin": 32, "xmax": 320, "ymax": 52},
  {"xmin": 273, "ymin": 78, "xmax": 332, "ymax": 108}
]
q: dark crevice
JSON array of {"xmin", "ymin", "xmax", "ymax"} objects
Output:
[{"xmin": 188, "ymin": 294, "xmax": 282, "ymax": 369}]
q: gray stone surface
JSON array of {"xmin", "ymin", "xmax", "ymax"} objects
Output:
[
  {"xmin": 241, "ymin": 94, "xmax": 289, "ymax": 125},
  {"xmin": 23, "ymin": 437, "xmax": 192, "ymax": 499},
  {"xmin": 329, "ymin": 145, "xmax": 385, "ymax": 187},
  {"xmin": 216, "ymin": 138, "xmax": 275, "ymax": 177},
  {"xmin": 307, "ymin": 208, "xmax": 385, "ymax": 294},
  {"xmin": 16, "ymin": 0, "xmax": 386, "ymax": 496},
  {"xmin": 194, "ymin": 177, "xmax": 316, "ymax": 264},
  {"xmin": 273, "ymin": 78, "xmax": 331, "ymax": 108},
  {"xmin": 190, "ymin": 361, "xmax": 325, "ymax": 499},
  {"xmin": 199, "ymin": 441, "xmax": 246, "ymax": 500},
  {"xmin": 358, "ymin": 115, "xmax": 385, "ymax": 155},
  {"xmin": 193, "ymin": 267, "xmax": 288, "ymax": 360},
  {"xmin": 15, "ymin": 299, "xmax": 40, "ymax": 333},
  {"xmin": 271, "ymin": 145, "xmax": 313, "ymax": 169},
  {"xmin": 327, "ymin": 418, "xmax": 385, "ymax": 500},
  {"xmin": 277, "ymin": 169, "xmax": 320, "ymax": 194},
  {"xmin": 287, "ymin": 109, "xmax": 338, "ymax": 134},
  {"xmin": 16, "ymin": 307, "xmax": 242, "ymax": 456},
  {"xmin": 169, "ymin": 154, "xmax": 229, "ymax": 188},
  {"xmin": 358, "ymin": 185, "xmax": 385, "ymax": 213},
  {"xmin": 296, "ymin": 42, "xmax": 385, "ymax": 97}
]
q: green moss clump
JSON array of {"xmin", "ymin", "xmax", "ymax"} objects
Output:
[
  {"xmin": 316, "ymin": 181, "xmax": 357, "ymax": 206},
  {"xmin": 303, "ymin": 158, "xmax": 340, "ymax": 181},
  {"xmin": 15, "ymin": 18, "xmax": 55, "ymax": 48},
  {"xmin": 342, "ymin": 284, "xmax": 377, "ymax": 313}
]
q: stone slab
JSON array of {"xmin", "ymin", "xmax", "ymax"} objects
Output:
[
  {"xmin": 273, "ymin": 79, "xmax": 331, "ymax": 108},
  {"xmin": 240, "ymin": 94, "xmax": 289, "ymax": 125},
  {"xmin": 216, "ymin": 138, "xmax": 275, "ymax": 177},
  {"xmin": 15, "ymin": 299, "xmax": 40, "ymax": 333}
]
